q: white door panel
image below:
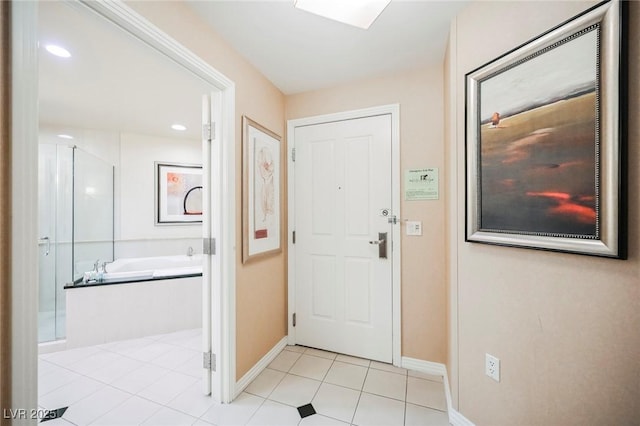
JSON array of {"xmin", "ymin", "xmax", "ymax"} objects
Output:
[
  {"xmin": 294, "ymin": 114, "xmax": 392, "ymax": 362},
  {"xmin": 202, "ymin": 94, "xmax": 213, "ymax": 394}
]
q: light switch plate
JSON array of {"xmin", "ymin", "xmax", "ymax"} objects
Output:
[{"xmin": 406, "ymin": 221, "xmax": 422, "ymax": 236}]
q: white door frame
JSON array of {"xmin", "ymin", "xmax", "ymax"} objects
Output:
[
  {"xmin": 11, "ymin": 0, "xmax": 237, "ymax": 407},
  {"xmin": 287, "ymin": 104, "xmax": 402, "ymax": 366}
]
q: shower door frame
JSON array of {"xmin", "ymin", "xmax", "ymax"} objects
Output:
[
  {"xmin": 38, "ymin": 144, "xmax": 75, "ymax": 344},
  {"xmin": 11, "ymin": 0, "xmax": 238, "ymax": 408}
]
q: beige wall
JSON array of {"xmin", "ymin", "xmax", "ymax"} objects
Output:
[
  {"xmin": 134, "ymin": 0, "xmax": 451, "ymax": 373},
  {"xmin": 125, "ymin": 1, "xmax": 287, "ymax": 380},
  {"xmin": 448, "ymin": 1, "xmax": 640, "ymax": 424},
  {"xmin": 286, "ymin": 67, "xmax": 448, "ymax": 363}
]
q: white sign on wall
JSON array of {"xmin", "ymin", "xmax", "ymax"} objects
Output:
[{"xmin": 405, "ymin": 168, "xmax": 439, "ymax": 200}]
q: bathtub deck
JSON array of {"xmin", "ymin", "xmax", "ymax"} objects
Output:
[{"xmin": 64, "ymin": 272, "xmax": 202, "ymax": 289}]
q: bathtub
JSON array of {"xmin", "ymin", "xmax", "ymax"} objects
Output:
[
  {"xmin": 85, "ymin": 254, "xmax": 203, "ymax": 283},
  {"xmin": 64, "ymin": 254, "xmax": 203, "ymax": 349}
]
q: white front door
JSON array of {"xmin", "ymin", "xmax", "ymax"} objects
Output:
[{"xmin": 294, "ymin": 114, "xmax": 393, "ymax": 363}]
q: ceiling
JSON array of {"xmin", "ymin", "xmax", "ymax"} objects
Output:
[
  {"xmin": 38, "ymin": 1, "xmax": 467, "ymax": 142},
  {"xmin": 187, "ymin": 0, "xmax": 468, "ymax": 95},
  {"xmin": 38, "ymin": 1, "xmax": 212, "ymax": 141}
]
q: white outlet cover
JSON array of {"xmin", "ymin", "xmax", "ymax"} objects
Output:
[{"xmin": 485, "ymin": 353, "xmax": 500, "ymax": 382}]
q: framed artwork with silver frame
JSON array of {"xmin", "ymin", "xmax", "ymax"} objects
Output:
[{"xmin": 465, "ymin": 0, "xmax": 626, "ymax": 258}]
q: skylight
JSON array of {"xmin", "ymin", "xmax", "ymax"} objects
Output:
[{"xmin": 294, "ymin": 0, "xmax": 391, "ymax": 30}]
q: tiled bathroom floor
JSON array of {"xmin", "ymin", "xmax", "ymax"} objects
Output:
[{"xmin": 38, "ymin": 329, "xmax": 449, "ymax": 425}]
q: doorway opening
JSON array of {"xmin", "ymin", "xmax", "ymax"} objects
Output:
[{"xmin": 11, "ymin": 0, "xmax": 237, "ymax": 409}]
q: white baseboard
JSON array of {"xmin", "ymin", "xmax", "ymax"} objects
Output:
[
  {"xmin": 234, "ymin": 336, "xmax": 288, "ymax": 399},
  {"xmin": 449, "ymin": 409, "xmax": 475, "ymax": 426},
  {"xmin": 401, "ymin": 357, "xmax": 475, "ymax": 426},
  {"xmin": 402, "ymin": 356, "xmax": 447, "ymax": 377},
  {"xmin": 38, "ymin": 339, "xmax": 67, "ymax": 355}
]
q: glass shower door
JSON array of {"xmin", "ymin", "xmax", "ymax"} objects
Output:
[
  {"xmin": 73, "ymin": 149, "xmax": 114, "ymax": 282},
  {"xmin": 38, "ymin": 144, "xmax": 57, "ymax": 343},
  {"xmin": 38, "ymin": 144, "xmax": 73, "ymax": 343},
  {"xmin": 37, "ymin": 144, "xmax": 113, "ymax": 343}
]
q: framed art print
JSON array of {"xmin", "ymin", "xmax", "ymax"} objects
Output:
[
  {"xmin": 465, "ymin": 0, "xmax": 625, "ymax": 258},
  {"xmin": 155, "ymin": 162, "xmax": 203, "ymax": 225},
  {"xmin": 242, "ymin": 116, "xmax": 282, "ymax": 263}
]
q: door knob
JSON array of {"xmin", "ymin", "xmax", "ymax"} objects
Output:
[{"xmin": 369, "ymin": 232, "xmax": 387, "ymax": 259}]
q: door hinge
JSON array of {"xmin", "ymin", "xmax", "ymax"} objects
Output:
[
  {"xmin": 203, "ymin": 351, "xmax": 216, "ymax": 371},
  {"xmin": 292, "ymin": 313, "xmax": 296, "ymax": 327},
  {"xmin": 292, "ymin": 230, "xmax": 296, "ymax": 244},
  {"xmin": 203, "ymin": 237, "xmax": 216, "ymax": 255},
  {"xmin": 291, "ymin": 148, "xmax": 296, "ymax": 162},
  {"xmin": 203, "ymin": 123, "xmax": 215, "ymax": 142}
]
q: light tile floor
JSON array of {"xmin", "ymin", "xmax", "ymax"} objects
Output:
[{"xmin": 38, "ymin": 329, "xmax": 449, "ymax": 425}]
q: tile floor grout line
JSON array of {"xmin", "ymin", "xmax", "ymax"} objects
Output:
[
  {"xmin": 260, "ymin": 367, "xmax": 288, "ymax": 401},
  {"xmin": 109, "ymin": 365, "xmax": 174, "ymax": 395},
  {"xmin": 319, "ymin": 356, "xmax": 335, "ymax": 383},
  {"xmin": 85, "ymin": 391, "xmax": 160, "ymax": 426},
  {"xmin": 403, "ymin": 367, "xmax": 409, "ymax": 426},
  {"xmin": 135, "ymin": 395, "xmax": 166, "ymax": 426},
  {"xmin": 348, "ymin": 364, "xmax": 372, "ymax": 425},
  {"xmin": 242, "ymin": 392, "xmax": 269, "ymax": 426},
  {"xmin": 306, "ymin": 356, "xmax": 336, "ymax": 412},
  {"xmin": 45, "ymin": 384, "xmax": 106, "ymax": 417},
  {"xmin": 38, "ymin": 368, "xmax": 109, "ymax": 409}
]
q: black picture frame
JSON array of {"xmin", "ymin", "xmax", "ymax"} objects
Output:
[{"xmin": 155, "ymin": 162, "xmax": 203, "ymax": 225}]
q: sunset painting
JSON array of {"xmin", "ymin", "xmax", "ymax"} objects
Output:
[{"xmin": 478, "ymin": 27, "xmax": 599, "ymax": 238}]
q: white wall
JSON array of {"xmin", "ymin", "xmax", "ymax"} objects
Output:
[
  {"xmin": 39, "ymin": 125, "xmax": 121, "ymax": 166},
  {"xmin": 116, "ymin": 132, "xmax": 201, "ymax": 258},
  {"xmin": 38, "ymin": 126, "xmax": 203, "ymax": 261}
]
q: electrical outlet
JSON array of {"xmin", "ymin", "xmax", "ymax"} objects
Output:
[{"xmin": 485, "ymin": 353, "xmax": 500, "ymax": 382}]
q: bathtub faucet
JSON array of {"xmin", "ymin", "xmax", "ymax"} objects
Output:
[
  {"xmin": 187, "ymin": 246, "xmax": 194, "ymax": 257},
  {"xmin": 87, "ymin": 259, "xmax": 103, "ymax": 282}
]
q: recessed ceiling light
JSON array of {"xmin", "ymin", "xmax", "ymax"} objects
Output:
[
  {"xmin": 294, "ymin": 0, "xmax": 391, "ymax": 30},
  {"xmin": 45, "ymin": 44, "xmax": 72, "ymax": 58},
  {"xmin": 171, "ymin": 124, "xmax": 187, "ymax": 131},
  {"xmin": 57, "ymin": 134, "xmax": 74, "ymax": 140}
]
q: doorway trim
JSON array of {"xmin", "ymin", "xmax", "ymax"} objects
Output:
[
  {"xmin": 11, "ymin": 0, "xmax": 237, "ymax": 406},
  {"xmin": 286, "ymin": 104, "xmax": 401, "ymax": 365}
]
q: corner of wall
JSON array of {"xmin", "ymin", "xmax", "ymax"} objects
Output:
[{"xmin": 444, "ymin": 11, "xmax": 460, "ymax": 413}]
